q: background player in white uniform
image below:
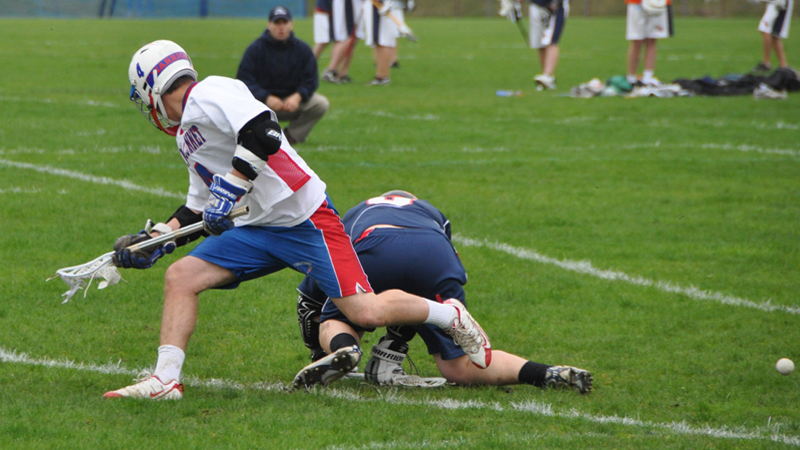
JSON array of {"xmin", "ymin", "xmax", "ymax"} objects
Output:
[
  {"xmin": 362, "ymin": 0, "xmax": 411, "ymax": 85},
  {"xmin": 529, "ymin": 0, "xmax": 569, "ymax": 90},
  {"xmin": 314, "ymin": 0, "xmax": 364, "ymax": 83},
  {"xmin": 103, "ymin": 40, "xmax": 491, "ymax": 400},
  {"xmin": 754, "ymin": 0, "xmax": 793, "ymax": 74},
  {"xmin": 625, "ymin": 0, "xmax": 674, "ymax": 87}
]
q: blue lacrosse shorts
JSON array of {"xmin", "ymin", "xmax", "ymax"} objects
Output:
[
  {"xmin": 189, "ymin": 199, "xmax": 372, "ymax": 299},
  {"xmin": 316, "ymin": 227, "xmax": 469, "ymax": 361}
]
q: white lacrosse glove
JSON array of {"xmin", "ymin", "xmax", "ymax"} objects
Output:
[
  {"xmin": 499, "ymin": 0, "xmax": 522, "ymax": 21},
  {"xmin": 378, "ymin": 0, "xmax": 395, "ymax": 15},
  {"xmin": 406, "ymin": 0, "xmax": 416, "ymax": 11},
  {"xmin": 365, "ymin": 338, "xmax": 409, "ymax": 385},
  {"xmin": 398, "ymin": 23, "xmax": 418, "ymax": 42}
]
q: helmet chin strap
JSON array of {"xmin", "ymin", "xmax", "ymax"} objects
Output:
[{"xmin": 148, "ymin": 92, "xmax": 179, "ymax": 136}]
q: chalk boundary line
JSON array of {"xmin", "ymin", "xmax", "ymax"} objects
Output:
[
  {"xmin": 452, "ymin": 235, "xmax": 800, "ymax": 316},
  {"xmin": 1, "ymin": 347, "xmax": 798, "ymax": 447}
]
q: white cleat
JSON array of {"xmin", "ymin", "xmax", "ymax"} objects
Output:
[
  {"xmin": 443, "ymin": 299, "xmax": 492, "ymax": 369},
  {"xmin": 291, "ymin": 345, "xmax": 362, "ymax": 391},
  {"xmin": 534, "ymin": 74, "xmax": 556, "ymax": 90},
  {"xmin": 103, "ymin": 372, "xmax": 184, "ymax": 400}
]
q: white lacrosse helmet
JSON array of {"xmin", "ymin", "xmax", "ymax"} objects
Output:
[{"xmin": 128, "ymin": 40, "xmax": 197, "ymax": 136}]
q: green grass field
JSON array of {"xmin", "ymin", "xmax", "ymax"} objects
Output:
[{"xmin": 1, "ymin": 16, "xmax": 798, "ymax": 449}]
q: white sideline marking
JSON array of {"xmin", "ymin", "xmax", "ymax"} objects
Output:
[
  {"xmin": 452, "ymin": 235, "xmax": 800, "ymax": 316},
  {"xmin": 319, "ymin": 437, "xmax": 467, "ymax": 450},
  {"xmin": 697, "ymin": 143, "xmax": 800, "ymax": 157},
  {"xmin": 0, "ymin": 158, "xmax": 185, "ymax": 200},
  {"xmin": 2, "ymin": 347, "xmax": 798, "ymax": 447}
]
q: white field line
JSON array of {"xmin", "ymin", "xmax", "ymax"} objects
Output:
[
  {"xmin": 0, "ymin": 158, "xmax": 184, "ymax": 200},
  {"xmin": 452, "ymin": 235, "xmax": 800, "ymax": 316},
  {"xmin": 318, "ymin": 437, "xmax": 467, "ymax": 450},
  {"xmin": 2, "ymin": 346, "xmax": 798, "ymax": 447}
]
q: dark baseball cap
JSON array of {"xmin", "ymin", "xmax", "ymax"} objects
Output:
[{"xmin": 269, "ymin": 6, "xmax": 292, "ymax": 22}]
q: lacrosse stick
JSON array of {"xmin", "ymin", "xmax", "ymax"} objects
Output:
[
  {"xmin": 344, "ymin": 372, "xmax": 449, "ymax": 388},
  {"xmin": 48, "ymin": 205, "xmax": 250, "ymax": 303},
  {"xmin": 500, "ymin": 0, "xmax": 529, "ymax": 43},
  {"xmin": 515, "ymin": 15, "xmax": 529, "ymax": 44},
  {"xmin": 344, "ymin": 0, "xmax": 366, "ymax": 59},
  {"xmin": 371, "ymin": 0, "xmax": 418, "ymax": 42}
]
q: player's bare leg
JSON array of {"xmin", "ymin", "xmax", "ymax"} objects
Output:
[
  {"xmin": 373, "ymin": 45, "xmax": 396, "ymax": 82},
  {"xmin": 160, "ymin": 256, "xmax": 237, "ymax": 350},
  {"xmin": 313, "ymin": 42, "xmax": 329, "ymax": 59},
  {"xmin": 643, "ymin": 38, "xmax": 657, "ymax": 74},
  {"xmin": 627, "ymin": 39, "xmax": 643, "ymax": 82},
  {"xmin": 435, "ymin": 351, "xmax": 526, "ymax": 386},
  {"xmin": 542, "ymin": 44, "xmax": 560, "ymax": 77},
  {"xmin": 773, "ymin": 36, "xmax": 788, "ymax": 68},
  {"xmin": 435, "ymin": 352, "xmax": 592, "ymax": 394},
  {"xmin": 327, "ymin": 38, "xmax": 355, "ymax": 79},
  {"xmin": 104, "ymin": 256, "xmax": 236, "ymax": 399},
  {"xmin": 761, "ymin": 31, "xmax": 773, "ymax": 68}
]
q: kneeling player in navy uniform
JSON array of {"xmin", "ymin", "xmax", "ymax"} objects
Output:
[{"xmin": 295, "ymin": 190, "xmax": 593, "ymax": 393}]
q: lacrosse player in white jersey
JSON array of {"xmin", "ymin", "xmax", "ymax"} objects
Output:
[
  {"xmin": 363, "ymin": 0, "xmax": 415, "ymax": 86},
  {"xmin": 314, "ymin": 0, "xmax": 364, "ymax": 83},
  {"xmin": 753, "ymin": 0, "xmax": 793, "ymax": 74},
  {"xmin": 625, "ymin": 0, "xmax": 674, "ymax": 87},
  {"xmin": 103, "ymin": 40, "xmax": 491, "ymax": 400}
]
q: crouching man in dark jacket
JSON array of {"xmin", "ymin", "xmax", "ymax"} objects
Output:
[{"xmin": 237, "ymin": 6, "xmax": 329, "ymax": 145}]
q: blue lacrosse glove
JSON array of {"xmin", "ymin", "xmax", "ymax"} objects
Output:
[
  {"xmin": 112, "ymin": 221, "xmax": 176, "ymax": 269},
  {"xmin": 203, "ymin": 173, "xmax": 251, "ymax": 236}
]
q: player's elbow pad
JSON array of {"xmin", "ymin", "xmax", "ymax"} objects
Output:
[
  {"xmin": 235, "ymin": 111, "xmax": 282, "ymax": 176},
  {"xmin": 232, "ymin": 145, "xmax": 268, "ymax": 180}
]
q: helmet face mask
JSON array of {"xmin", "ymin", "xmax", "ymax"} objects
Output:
[{"xmin": 128, "ymin": 40, "xmax": 197, "ymax": 136}]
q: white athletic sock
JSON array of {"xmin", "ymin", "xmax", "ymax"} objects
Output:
[
  {"xmin": 424, "ymin": 300, "xmax": 457, "ymax": 328},
  {"xmin": 626, "ymin": 74, "xmax": 638, "ymax": 84},
  {"xmin": 642, "ymin": 70, "xmax": 655, "ymax": 83},
  {"xmin": 154, "ymin": 345, "xmax": 185, "ymax": 383}
]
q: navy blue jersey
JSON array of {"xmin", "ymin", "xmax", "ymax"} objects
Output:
[
  {"xmin": 342, "ymin": 194, "xmax": 451, "ymax": 243},
  {"xmin": 300, "ymin": 193, "xmax": 469, "ymax": 359}
]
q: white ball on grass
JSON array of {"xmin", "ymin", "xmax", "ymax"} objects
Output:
[{"xmin": 776, "ymin": 358, "xmax": 794, "ymax": 375}]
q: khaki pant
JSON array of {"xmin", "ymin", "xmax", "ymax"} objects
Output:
[{"xmin": 276, "ymin": 93, "xmax": 329, "ymax": 143}]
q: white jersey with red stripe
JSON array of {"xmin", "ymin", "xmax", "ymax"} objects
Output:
[{"xmin": 176, "ymin": 76, "xmax": 327, "ymax": 228}]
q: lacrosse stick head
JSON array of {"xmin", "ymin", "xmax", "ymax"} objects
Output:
[{"xmin": 47, "ymin": 252, "xmax": 125, "ymax": 303}]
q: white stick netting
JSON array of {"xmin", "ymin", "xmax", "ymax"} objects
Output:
[{"xmin": 47, "ymin": 252, "xmax": 125, "ymax": 303}]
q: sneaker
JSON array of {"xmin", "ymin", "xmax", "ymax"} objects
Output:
[
  {"xmin": 291, "ymin": 345, "xmax": 362, "ymax": 390},
  {"xmin": 534, "ymin": 74, "xmax": 556, "ymax": 91},
  {"xmin": 641, "ymin": 77, "xmax": 662, "ymax": 87},
  {"xmin": 321, "ymin": 69, "xmax": 341, "ymax": 84},
  {"xmin": 391, "ymin": 60, "xmax": 400, "ymax": 69},
  {"xmin": 753, "ymin": 83, "xmax": 788, "ymax": 100},
  {"xmin": 103, "ymin": 372, "xmax": 184, "ymax": 400},
  {"xmin": 367, "ymin": 77, "xmax": 391, "ymax": 86},
  {"xmin": 545, "ymin": 366, "xmax": 593, "ymax": 394},
  {"xmin": 339, "ymin": 75, "xmax": 352, "ymax": 84},
  {"xmin": 443, "ymin": 299, "xmax": 492, "ymax": 369},
  {"xmin": 751, "ymin": 62, "xmax": 772, "ymax": 75}
]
